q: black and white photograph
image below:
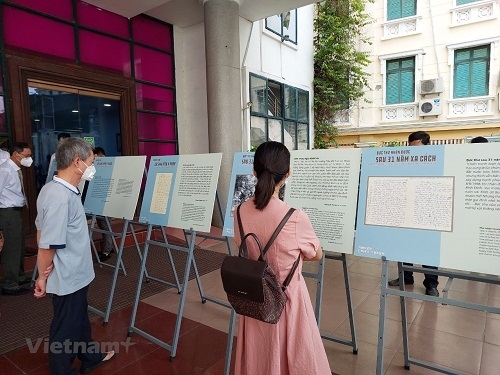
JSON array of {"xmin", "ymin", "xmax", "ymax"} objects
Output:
[{"xmin": 231, "ymin": 174, "xmax": 257, "ymax": 215}]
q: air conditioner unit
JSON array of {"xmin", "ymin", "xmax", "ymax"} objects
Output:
[
  {"xmin": 419, "ymin": 98, "xmax": 442, "ymax": 116},
  {"xmin": 419, "ymin": 78, "xmax": 444, "ymax": 95}
]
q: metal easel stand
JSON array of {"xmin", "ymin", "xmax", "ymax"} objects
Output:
[
  {"xmin": 88, "ymin": 214, "xmax": 126, "ymax": 274},
  {"xmin": 87, "ymin": 218, "xmax": 130, "ymax": 326},
  {"xmin": 127, "ymin": 220, "xmax": 181, "ymax": 292},
  {"xmin": 183, "ymin": 191, "xmax": 232, "ymax": 306},
  {"xmin": 182, "ymin": 191, "xmax": 235, "ymax": 375},
  {"xmin": 302, "ymin": 252, "xmax": 358, "ymax": 354},
  {"xmin": 182, "ymin": 228, "xmax": 232, "ymax": 308},
  {"xmin": 128, "ymin": 226, "xmax": 197, "ymax": 361},
  {"xmin": 377, "ymin": 259, "xmax": 500, "ymax": 375},
  {"xmin": 30, "ymin": 214, "xmax": 126, "ymax": 287}
]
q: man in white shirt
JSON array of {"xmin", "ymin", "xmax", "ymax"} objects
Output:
[
  {"xmin": 0, "ymin": 149, "xmax": 9, "ymax": 165},
  {"xmin": 46, "ymin": 133, "xmax": 71, "ymax": 184},
  {"xmin": 0, "ymin": 142, "xmax": 32, "ymax": 295}
]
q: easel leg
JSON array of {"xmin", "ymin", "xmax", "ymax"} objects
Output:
[
  {"xmin": 128, "ymin": 224, "xmax": 153, "ymax": 336},
  {"xmin": 224, "ymin": 308, "xmax": 237, "ymax": 375},
  {"xmin": 170, "ymin": 231, "xmax": 197, "ymax": 360},
  {"xmin": 342, "ymin": 253, "xmax": 358, "ymax": 354},
  {"xmin": 398, "ymin": 262, "xmax": 410, "ymax": 370},
  {"xmin": 376, "ymin": 257, "xmax": 389, "ymax": 375}
]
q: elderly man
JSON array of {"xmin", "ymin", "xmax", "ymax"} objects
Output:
[{"xmin": 34, "ymin": 138, "xmax": 115, "ymax": 375}]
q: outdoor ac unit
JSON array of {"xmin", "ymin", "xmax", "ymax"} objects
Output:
[
  {"xmin": 419, "ymin": 78, "xmax": 444, "ymax": 95},
  {"xmin": 419, "ymin": 98, "xmax": 442, "ymax": 116}
]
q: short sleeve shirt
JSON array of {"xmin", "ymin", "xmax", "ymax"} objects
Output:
[{"xmin": 35, "ymin": 176, "xmax": 94, "ymax": 296}]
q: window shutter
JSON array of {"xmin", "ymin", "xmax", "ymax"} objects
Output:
[
  {"xmin": 386, "ymin": 72, "xmax": 399, "ymax": 104},
  {"xmin": 454, "ymin": 63, "xmax": 470, "ymax": 98},
  {"xmin": 402, "ymin": 0, "xmax": 416, "ymax": 18},
  {"xmin": 387, "ymin": 0, "xmax": 400, "ymax": 20},
  {"xmin": 471, "ymin": 60, "xmax": 488, "ymax": 96},
  {"xmin": 400, "ymin": 70, "xmax": 415, "ymax": 103},
  {"xmin": 457, "ymin": 0, "xmax": 480, "ymax": 6}
]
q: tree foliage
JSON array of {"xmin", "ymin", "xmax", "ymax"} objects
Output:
[{"xmin": 313, "ymin": 0, "xmax": 373, "ymax": 148}]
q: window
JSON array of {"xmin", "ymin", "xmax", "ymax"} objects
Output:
[
  {"xmin": 453, "ymin": 45, "xmax": 490, "ymax": 98},
  {"xmin": 387, "ymin": 0, "xmax": 416, "ymax": 20},
  {"xmin": 265, "ymin": 9, "xmax": 297, "ymax": 43},
  {"xmin": 386, "ymin": 57, "xmax": 415, "ymax": 104},
  {"xmin": 456, "ymin": 0, "xmax": 481, "ymax": 5},
  {"xmin": 249, "ymin": 74, "xmax": 309, "ymax": 150}
]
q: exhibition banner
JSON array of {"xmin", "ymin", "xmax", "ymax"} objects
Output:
[
  {"xmin": 84, "ymin": 156, "xmax": 146, "ymax": 220},
  {"xmin": 222, "ymin": 149, "xmax": 362, "ymax": 255},
  {"xmin": 139, "ymin": 153, "xmax": 222, "ymax": 232},
  {"xmin": 285, "ymin": 149, "xmax": 362, "ymax": 254},
  {"xmin": 354, "ymin": 143, "xmax": 500, "ymax": 275}
]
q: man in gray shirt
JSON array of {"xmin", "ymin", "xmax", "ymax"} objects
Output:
[{"xmin": 34, "ymin": 138, "xmax": 115, "ymax": 375}]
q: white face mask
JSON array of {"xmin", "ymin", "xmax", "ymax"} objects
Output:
[
  {"xmin": 20, "ymin": 156, "xmax": 33, "ymax": 168},
  {"xmin": 79, "ymin": 161, "xmax": 96, "ymax": 181}
]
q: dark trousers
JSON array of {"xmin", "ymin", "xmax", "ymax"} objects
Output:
[
  {"xmin": 96, "ymin": 217, "xmax": 113, "ymax": 254},
  {"xmin": 0, "ymin": 208, "xmax": 25, "ymax": 290},
  {"xmin": 50, "ymin": 285, "xmax": 104, "ymax": 375},
  {"xmin": 403, "ymin": 263, "xmax": 439, "ymax": 289}
]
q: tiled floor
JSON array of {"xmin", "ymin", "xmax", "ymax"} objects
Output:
[{"xmin": 2, "ymin": 228, "xmax": 500, "ymax": 374}]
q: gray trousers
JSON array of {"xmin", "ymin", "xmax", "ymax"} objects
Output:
[{"xmin": 0, "ymin": 208, "xmax": 25, "ymax": 290}]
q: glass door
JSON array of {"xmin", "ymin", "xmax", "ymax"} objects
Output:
[{"xmin": 28, "ymin": 82, "xmax": 121, "ymax": 194}]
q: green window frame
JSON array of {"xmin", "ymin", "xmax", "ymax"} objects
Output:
[
  {"xmin": 453, "ymin": 45, "xmax": 490, "ymax": 99},
  {"xmin": 249, "ymin": 73, "xmax": 309, "ymax": 150},
  {"xmin": 265, "ymin": 9, "xmax": 297, "ymax": 44},
  {"xmin": 387, "ymin": 0, "xmax": 416, "ymax": 21},
  {"xmin": 386, "ymin": 57, "xmax": 415, "ymax": 105}
]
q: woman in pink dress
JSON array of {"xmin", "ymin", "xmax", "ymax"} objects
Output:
[{"xmin": 234, "ymin": 141, "xmax": 331, "ymax": 375}]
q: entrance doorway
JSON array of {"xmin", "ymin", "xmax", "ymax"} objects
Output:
[
  {"xmin": 7, "ymin": 52, "xmax": 137, "ymax": 234},
  {"xmin": 28, "ymin": 82, "xmax": 121, "ymax": 193}
]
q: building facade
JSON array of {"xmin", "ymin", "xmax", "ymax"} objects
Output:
[
  {"xmin": 336, "ymin": 0, "xmax": 500, "ymax": 147},
  {"xmin": 0, "ymin": 0, "xmax": 317, "ymax": 232}
]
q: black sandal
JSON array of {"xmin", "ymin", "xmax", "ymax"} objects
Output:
[{"xmin": 80, "ymin": 351, "xmax": 115, "ymax": 374}]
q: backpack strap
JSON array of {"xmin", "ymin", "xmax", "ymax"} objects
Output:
[
  {"xmin": 237, "ymin": 204, "xmax": 301, "ymax": 290},
  {"xmin": 281, "ymin": 255, "xmax": 300, "ymax": 291},
  {"xmin": 262, "ymin": 208, "xmax": 296, "ymax": 256}
]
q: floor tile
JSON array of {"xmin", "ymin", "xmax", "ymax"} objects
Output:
[
  {"xmin": 0, "ymin": 356, "xmax": 24, "ymax": 375},
  {"xmin": 412, "ymin": 302, "xmax": 486, "ymax": 341},
  {"xmin": 325, "ymin": 339, "xmax": 396, "ymax": 375},
  {"xmin": 405, "ymin": 325, "xmax": 482, "ymax": 374},
  {"xmin": 480, "ymin": 342, "xmax": 500, "ymax": 375}
]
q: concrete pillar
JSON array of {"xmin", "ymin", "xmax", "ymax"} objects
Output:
[{"xmin": 204, "ymin": 0, "xmax": 242, "ymax": 227}]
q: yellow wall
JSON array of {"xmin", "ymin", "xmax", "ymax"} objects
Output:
[{"xmin": 337, "ymin": 126, "xmax": 500, "ymax": 148}]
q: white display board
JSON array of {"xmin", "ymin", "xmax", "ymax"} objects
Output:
[
  {"xmin": 84, "ymin": 156, "xmax": 146, "ymax": 220},
  {"xmin": 354, "ymin": 143, "xmax": 500, "ymax": 275},
  {"xmin": 284, "ymin": 149, "xmax": 362, "ymax": 254},
  {"xmin": 139, "ymin": 153, "xmax": 222, "ymax": 232},
  {"xmin": 222, "ymin": 149, "xmax": 362, "ymax": 255}
]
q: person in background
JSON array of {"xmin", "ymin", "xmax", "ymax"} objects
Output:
[
  {"xmin": 388, "ymin": 131, "xmax": 440, "ymax": 297},
  {"xmin": 233, "ymin": 141, "xmax": 331, "ymax": 375},
  {"xmin": 46, "ymin": 133, "xmax": 71, "ymax": 184},
  {"xmin": 470, "ymin": 136, "xmax": 488, "ymax": 143},
  {"xmin": 93, "ymin": 147, "xmax": 114, "ymax": 262},
  {"xmin": 0, "ymin": 148, "xmax": 9, "ymax": 165},
  {"xmin": 34, "ymin": 137, "xmax": 115, "ymax": 374},
  {"xmin": 0, "ymin": 142, "xmax": 32, "ymax": 295}
]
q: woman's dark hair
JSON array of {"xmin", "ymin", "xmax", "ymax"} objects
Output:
[{"xmin": 253, "ymin": 141, "xmax": 290, "ymax": 210}]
